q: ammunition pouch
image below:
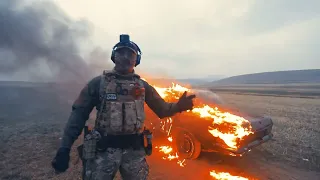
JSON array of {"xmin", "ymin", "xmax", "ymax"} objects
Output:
[
  {"xmin": 144, "ymin": 144, "xmax": 152, "ymax": 156},
  {"xmin": 77, "ymin": 126, "xmax": 99, "ymax": 180},
  {"xmin": 81, "ymin": 130, "xmax": 101, "ymax": 160},
  {"xmin": 96, "ymin": 134, "xmax": 144, "ymax": 151}
]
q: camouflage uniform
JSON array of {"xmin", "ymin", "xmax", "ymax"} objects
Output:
[
  {"xmin": 60, "ymin": 69, "xmax": 180, "ymax": 180},
  {"xmin": 84, "ymin": 148, "xmax": 148, "ymax": 180}
]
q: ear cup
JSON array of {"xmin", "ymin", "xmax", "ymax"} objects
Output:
[
  {"xmin": 110, "ymin": 44, "xmax": 118, "ymax": 63},
  {"xmin": 132, "ymin": 42, "xmax": 141, "ymax": 66},
  {"xmin": 135, "ymin": 56, "xmax": 140, "ymax": 66}
]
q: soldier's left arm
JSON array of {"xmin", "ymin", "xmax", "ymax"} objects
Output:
[{"xmin": 143, "ymin": 80, "xmax": 180, "ymax": 119}]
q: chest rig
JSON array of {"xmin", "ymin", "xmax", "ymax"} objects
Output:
[{"xmin": 95, "ymin": 70, "xmax": 146, "ymax": 136}]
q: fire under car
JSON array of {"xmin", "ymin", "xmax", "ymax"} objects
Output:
[{"xmin": 144, "ymin": 88, "xmax": 274, "ymax": 160}]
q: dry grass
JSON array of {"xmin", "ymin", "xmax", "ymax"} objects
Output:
[
  {"xmin": 1, "ymin": 83, "xmax": 320, "ymax": 180},
  {"xmin": 217, "ymin": 92, "xmax": 320, "ymax": 171},
  {"xmin": 205, "ymin": 83, "xmax": 320, "ymax": 98}
]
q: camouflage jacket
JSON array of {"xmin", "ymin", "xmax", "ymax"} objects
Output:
[{"xmin": 60, "ymin": 73, "xmax": 180, "ymax": 149}]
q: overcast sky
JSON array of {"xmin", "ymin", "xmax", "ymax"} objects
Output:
[{"xmin": 50, "ymin": 0, "xmax": 319, "ymax": 78}]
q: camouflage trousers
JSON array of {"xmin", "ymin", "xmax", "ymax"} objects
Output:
[{"xmin": 83, "ymin": 147, "xmax": 149, "ymax": 180}]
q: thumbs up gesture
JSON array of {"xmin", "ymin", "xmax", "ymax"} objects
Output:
[{"xmin": 177, "ymin": 91, "xmax": 196, "ymax": 112}]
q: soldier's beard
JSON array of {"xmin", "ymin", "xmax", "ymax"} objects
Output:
[{"xmin": 114, "ymin": 58, "xmax": 135, "ymax": 74}]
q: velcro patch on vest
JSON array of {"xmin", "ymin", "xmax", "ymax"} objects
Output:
[{"xmin": 105, "ymin": 93, "xmax": 117, "ymax": 100}]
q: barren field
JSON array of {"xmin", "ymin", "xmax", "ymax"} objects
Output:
[
  {"xmin": 218, "ymin": 92, "xmax": 320, "ymax": 169},
  {"xmin": 206, "ymin": 83, "xmax": 320, "ymax": 98},
  {"xmin": 0, "ymin": 82, "xmax": 319, "ymax": 180}
]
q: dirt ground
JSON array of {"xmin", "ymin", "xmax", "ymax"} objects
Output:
[{"xmin": 0, "ymin": 83, "xmax": 319, "ymax": 180}]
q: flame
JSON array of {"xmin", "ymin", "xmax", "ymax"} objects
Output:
[
  {"xmin": 210, "ymin": 171, "xmax": 249, "ymax": 180},
  {"xmin": 148, "ymin": 80, "xmax": 254, "ymax": 179},
  {"xmin": 155, "ymin": 136, "xmax": 186, "ymax": 167},
  {"xmin": 158, "ymin": 146, "xmax": 173, "ymax": 154},
  {"xmin": 192, "ymin": 105, "xmax": 253, "ymax": 149},
  {"xmin": 154, "ymin": 83, "xmax": 190, "ymax": 100},
  {"xmin": 151, "ymin": 83, "xmax": 254, "ymax": 150}
]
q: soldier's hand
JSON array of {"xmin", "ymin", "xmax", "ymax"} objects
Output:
[
  {"xmin": 177, "ymin": 91, "xmax": 196, "ymax": 112},
  {"xmin": 51, "ymin": 147, "xmax": 71, "ymax": 173}
]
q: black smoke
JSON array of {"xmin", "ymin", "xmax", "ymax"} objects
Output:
[{"xmin": 0, "ymin": 0, "xmax": 111, "ymax": 83}]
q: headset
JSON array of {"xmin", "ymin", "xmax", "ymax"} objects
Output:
[{"xmin": 110, "ymin": 34, "xmax": 142, "ymax": 67}]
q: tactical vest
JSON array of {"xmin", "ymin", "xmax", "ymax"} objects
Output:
[{"xmin": 95, "ymin": 70, "xmax": 146, "ymax": 136}]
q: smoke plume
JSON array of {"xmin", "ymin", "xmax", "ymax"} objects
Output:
[{"xmin": 0, "ymin": 0, "xmax": 111, "ymax": 83}]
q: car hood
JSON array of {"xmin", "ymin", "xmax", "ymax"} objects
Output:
[{"xmin": 208, "ymin": 105, "xmax": 273, "ymax": 132}]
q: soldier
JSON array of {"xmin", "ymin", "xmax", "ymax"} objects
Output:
[{"xmin": 51, "ymin": 34, "xmax": 196, "ymax": 180}]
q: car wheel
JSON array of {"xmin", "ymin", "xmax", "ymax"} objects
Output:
[{"xmin": 175, "ymin": 128, "xmax": 201, "ymax": 160}]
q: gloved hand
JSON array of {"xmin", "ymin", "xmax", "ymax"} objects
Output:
[
  {"xmin": 51, "ymin": 147, "xmax": 71, "ymax": 173},
  {"xmin": 177, "ymin": 91, "xmax": 196, "ymax": 112}
]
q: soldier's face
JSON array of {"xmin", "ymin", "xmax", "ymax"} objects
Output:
[{"xmin": 114, "ymin": 48, "xmax": 137, "ymax": 74}]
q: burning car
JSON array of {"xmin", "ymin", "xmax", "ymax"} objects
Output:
[{"xmin": 144, "ymin": 82, "xmax": 273, "ymax": 160}]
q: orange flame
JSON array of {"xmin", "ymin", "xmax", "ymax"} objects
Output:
[
  {"xmin": 148, "ymin": 80, "xmax": 254, "ymax": 179},
  {"xmin": 210, "ymin": 170, "xmax": 249, "ymax": 180},
  {"xmin": 152, "ymin": 83, "xmax": 254, "ymax": 150},
  {"xmin": 192, "ymin": 105, "xmax": 253, "ymax": 150},
  {"xmin": 155, "ymin": 136, "xmax": 186, "ymax": 167}
]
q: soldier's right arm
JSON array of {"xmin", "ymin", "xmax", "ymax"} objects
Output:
[
  {"xmin": 60, "ymin": 76, "xmax": 101, "ymax": 149},
  {"xmin": 143, "ymin": 80, "xmax": 180, "ymax": 119}
]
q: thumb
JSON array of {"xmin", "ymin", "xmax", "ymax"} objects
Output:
[{"xmin": 181, "ymin": 91, "xmax": 187, "ymax": 99}]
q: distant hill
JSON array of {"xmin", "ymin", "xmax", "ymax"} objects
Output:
[
  {"xmin": 178, "ymin": 75, "xmax": 226, "ymax": 85},
  {"xmin": 209, "ymin": 69, "xmax": 320, "ymax": 85},
  {"xmin": 148, "ymin": 75, "xmax": 226, "ymax": 86}
]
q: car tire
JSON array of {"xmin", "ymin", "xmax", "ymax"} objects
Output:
[{"xmin": 174, "ymin": 128, "xmax": 201, "ymax": 160}]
